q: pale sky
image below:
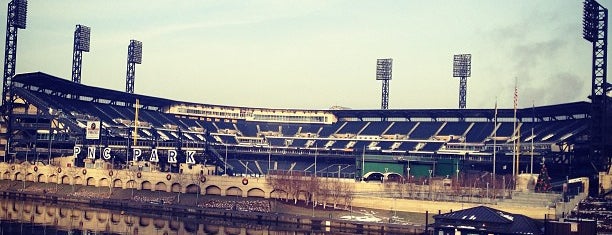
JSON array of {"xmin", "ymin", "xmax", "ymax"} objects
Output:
[{"xmin": 2, "ymin": 0, "xmax": 608, "ymax": 110}]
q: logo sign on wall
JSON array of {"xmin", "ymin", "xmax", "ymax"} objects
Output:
[{"xmin": 85, "ymin": 121, "xmax": 101, "ymax": 140}]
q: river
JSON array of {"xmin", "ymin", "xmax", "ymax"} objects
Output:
[{"xmin": 0, "ymin": 196, "xmax": 331, "ymax": 235}]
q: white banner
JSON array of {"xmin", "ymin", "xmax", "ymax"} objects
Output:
[{"xmin": 85, "ymin": 121, "xmax": 101, "ymax": 140}]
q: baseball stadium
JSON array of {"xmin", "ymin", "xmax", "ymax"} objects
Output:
[{"xmin": 0, "ymin": 0, "xmax": 611, "ymax": 234}]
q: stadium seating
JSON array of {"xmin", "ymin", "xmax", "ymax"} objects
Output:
[
  {"xmin": 385, "ymin": 122, "xmax": 417, "ymax": 135},
  {"xmin": 360, "ymin": 121, "xmax": 390, "ymax": 136}
]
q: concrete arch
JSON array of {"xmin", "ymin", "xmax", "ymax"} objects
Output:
[
  {"xmin": 226, "ymin": 186, "xmax": 242, "ymax": 197},
  {"xmin": 153, "ymin": 219, "xmax": 165, "ymax": 229},
  {"xmin": 59, "ymin": 208, "xmax": 68, "ymax": 218},
  {"xmin": 110, "ymin": 214, "xmax": 121, "ymax": 224},
  {"xmin": 169, "ymin": 220, "xmax": 180, "ymax": 231},
  {"xmin": 247, "ymin": 188, "xmax": 265, "ymax": 198},
  {"xmin": 14, "ymin": 172, "xmax": 21, "ymax": 181},
  {"xmin": 141, "ymin": 181, "xmax": 152, "ymax": 190},
  {"xmin": 3, "ymin": 172, "xmax": 9, "ymax": 180},
  {"xmin": 48, "ymin": 174, "xmax": 57, "ymax": 183},
  {"xmin": 139, "ymin": 217, "xmax": 151, "ymax": 227},
  {"xmin": 205, "ymin": 185, "xmax": 221, "ymax": 195},
  {"xmin": 99, "ymin": 178, "xmax": 109, "ymax": 187},
  {"xmin": 171, "ymin": 183, "xmax": 182, "ymax": 193},
  {"xmin": 184, "ymin": 222, "xmax": 198, "ymax": 233},
  {"xmin": 84, "ymin": 211, "xmax": 93, "ymax": 221},
  {"xmin": 74, "ymin": 176, "xmax": 83, "ymax": 185},
  {"xmin": 25, "ymin": 173, "xmax": 34, "ymax": 182},
  {"xmin": 36, "ymin": 174, "xmax": 45, "ymax": 183},
  {"xmin": 61, "ymin": 175, "xmax": 70, "ymax": 184},
  {"xmin": 270, "ymin": 189, "xmax": 288, "ymax": 200},
  {"xmin": 154, "ymin": 182, "xmax": 167, "ymax": 192},
  {"xmin": 185, "ymin": 184, "xmax": 200, "ymax": 194},
  {"xmin": 126, "ymin": 180, "xmax": 136, "ymax": 189},
  {"xmin": 86, "ymin": 177, "xmax": 95, "ymax": 186},
  {"xmin": 113, "ymin": 179, "xmax": 122, "ymax": 188}
]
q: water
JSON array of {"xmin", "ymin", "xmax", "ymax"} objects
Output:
[{"xmin": 0, "ymin": 197, "xmax": 321, "ymax": 235}]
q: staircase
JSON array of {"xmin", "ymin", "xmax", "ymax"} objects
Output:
[
  {"xmin": 12, "ymin": 87, "xmax": 82, "ymax": 133},
  {"xmin": 499, "ymin": 191, "xmax": 562, "ymax": 208},
  {"xmin": 205, "ymin": 146, "xmax": 234, "ymax": 174}
]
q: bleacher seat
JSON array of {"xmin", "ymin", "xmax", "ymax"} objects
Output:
[
  {"xmin": 420, "ymin": 142, "xmax": 444, "ymax": 152},
  {"xmin": 376, "ymin": 141, "xmax": 395, "ymax": 150},
  {"xmin": 236, "ymin": 121, "xmax": 258, "ymax": 137},
  {"xmin": 438, "ymin": 122, "xmax": 471, "ymax": 136},
  {"xmin": 360, "ymin": 121, "xmax": 390, "ymax": 135},
  {"xmin": 396, "ymin": 142, "xmax": 418, "ymax": 151},
  {"xmin": 318, "ymin": 122, "xmax": 345, "ymax": 137},
  {"xmin": 465, "ymin": 122, "xmax": 494, "ymax": 142},
  {"xmin": 336, "ymin": 122, "xmax": 366, "ymax": 135},
  {"xmin": 385, "ymin": 122, "xmax": 417, "ymax": 135},
  {"xmin": 410, "ymin": 122, "xmax": 442, "ymax": 139}
]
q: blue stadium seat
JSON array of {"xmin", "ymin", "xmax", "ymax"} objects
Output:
[
  {"xmin": 360, "ymin": 121, "xmax": 391, "ymax": 135},
  {"xmin": 376, "ymin": 141, "xmax": 395, "ymax": 150},
  {"xmin": 336, "ymin": 122, "xmax": 367, "ymax": 135},
  {"xmin": 465, "ymin": 122, "xmax": 494, "ymax": 142},
  {"xmin": 438, "ymin": 122, "xmax": 471, "ymax": 136},
  {"xmin": 420, "ymin": 142, "xmax": 444, "ymax": 152},
  {"xmin": 410, "ymin": 122, "xmax": 442, "ymax": 139},
  {"xmin": 397, "ymin": 142, "xmax": 418, "ymax": 151},
  {"xmin": 318, "ymin": 122, "xmax": 345, "ymax": 137},
  {"xmin": 385, "ymin": 122, "xmax": 417, "ymax": 135}
]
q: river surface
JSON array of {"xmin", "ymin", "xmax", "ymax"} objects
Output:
[{"xmin": 0, "ymin": 197, "xmax": 329, "ymax": 235}]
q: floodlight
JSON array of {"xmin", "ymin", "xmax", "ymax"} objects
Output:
[
  {"xmin": 582, "ymin": 0, "xmax": 598, "ymax": 42},
  {"xmin": 12, "ymin": 0, "xmax": 27, "ymax": 29},
  {"xmin": 453, "ymin": 54, "xmax": 471, "ymax": 78},
  {"xmin": 128, "ymin": 40, "xmax": 142, "ymax": 64},
  {"xmin": 376, "ymin": 59, "xmax": 392, "ymax": 80},
  {"xmin": 75, "ymin": 25, "xmax": 91, "ymax": 52}
]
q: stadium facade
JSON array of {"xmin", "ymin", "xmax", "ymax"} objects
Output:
[{"xmin": 1, "ymin": 72, "xmax": 608, "ymax": 192}]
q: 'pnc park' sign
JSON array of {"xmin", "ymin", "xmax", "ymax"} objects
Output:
[{"xmin": 73, "ymin": 146, "xmax": 196, "ymax": 164}]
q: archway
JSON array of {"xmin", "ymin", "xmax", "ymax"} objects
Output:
[
  {"xmin": 185, "ymin": 184, "xmax": 200, "ymax": 194},
  {"xmin": 48, "ymin": 174, "xmax": 57, "ymax": 183},
  {"xmin": 170, "ymin": 183, "xmax": 182, "ymax": 193},
  {"xmin": 99, "ymin": 178, "xmax": 109, "ymax": 187},
  {"xmin": 126, "ymin": 180, "xmax": 136, "ymax": 189},
  {"xmin": 61, "ymin": 175, "xmax": 70, "ymax": 184},
  {"xmin": 154, "ymin": 182, "xmax": 167, "ymax": 192},
  {"xmin": 14, "ymin": 172, "xmax": 21, "ymax": 181},
  {"xmin": 247, "ymin": 188, "xmax": 265, "ymax": 198},
  {"xmin": 205, "ymin": 185, "xmax": 221, "ymax": 195},
  {"xmin": 3, "ymin": 172, "xmax": 9, "ymax": 180},
  {"xmin": 113, "ymin": 179, "xmax": 122, "ymax": 188},
  {"xmin": 86, "ymin": 177, "xmax": 95, "ymax": 186},
  {"xmin": 141, "ymin": 181, "xmax": 152, "ymax": 190},
  {"xmin": 226, "ymin": 187, "xmax": 242, "ymax": 197},
  {"xmin": 36, "ymin": 174, "xmax": 45, "ymax": 183},
  {"xmin": 73, "ymin": 176, "xmax": 83, "ymax": 185},
  {"xmin": 25, "ymin": 173, "xmax": 34, "ymax": 182}
]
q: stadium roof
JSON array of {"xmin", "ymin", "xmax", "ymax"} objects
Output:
[
  {"xmin": 13, "ymin": 72, "xmax": 175, "ymax": 108},
  {"xmin": 11, "ymin": 72, "xmax": 591, "ymax": 121},
  {"xmin": 332, "ymin": 101, "xmax": 590, "ymax": 121}
]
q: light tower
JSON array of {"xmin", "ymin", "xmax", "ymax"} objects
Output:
[
  {"xmin": 376, "ymin": 58, "xmax": 392, "ymax": 110},
  {"xmin": 125, "ymin": 40, "xmax": 142, "ymax": 94},
  {"xmin": 452, "ymin": 54, "xmax": 472, "ymax": 109},
  {"xmin": 71, "ymin": 24, "xmax": 90, "ymax": 84},
  {"xmin": 2, "ymin": 0, "xmax": 27, "ymax": 107},
  {"xmin": 582, "ymin": 0, "xmax": 609, "ymax": 173}
]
